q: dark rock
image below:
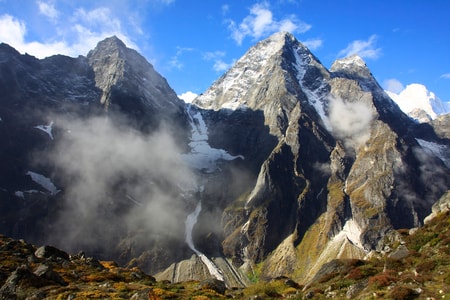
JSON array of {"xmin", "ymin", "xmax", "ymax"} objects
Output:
[
  {"xmin": 197, "ymin": 278, "xmax": 226, "ymax": 294},
  {"xmin": 284, "ymin": 278, "xmax": 301, "ymax": 289},
  {"xmin": 34, "ymin": 245, "xmax": 69, "ymax": 261},
  {"xmin": 0, "ymin": 265, "xmax": 53, "ymax": 298},
  {"xmin": 33, "ymin": 264, "xmax": 67, "ymax": 286}
]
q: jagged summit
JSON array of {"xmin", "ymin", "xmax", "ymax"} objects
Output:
[
  {"xmin": 331, "ymin": 54, "xmax": 367, "ymax": 71},
  {"xmin": 87, "ymin": 36, "xmax": 184, "ymax": 120},
  {"xmin": 88, "ymin": 35, "xmax": 128, "ymax": 55},
  {"xmin": 192, "ymin": 31, "xmax": 333, "ymax": 139},
  {"xmin": 330, "ymin": 54, "xmax": 375, "ymax": 83}
]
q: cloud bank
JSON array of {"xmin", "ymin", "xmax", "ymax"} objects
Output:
[{"xmin": 41, "ymin": 113, "xmax": 197, "ymax": 254}]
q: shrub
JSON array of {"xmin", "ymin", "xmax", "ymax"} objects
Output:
[
  {"xmin": 368, "ymin": 271, "xmax": 398, "ymax": 287},
  {"xmin": 346, "ymin": 267, "xmax": 364, "ymax": 280}
]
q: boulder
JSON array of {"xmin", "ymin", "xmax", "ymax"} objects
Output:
[{"xmin": 34, "ymin": 245, "xmax": 69, "ymax": 261}]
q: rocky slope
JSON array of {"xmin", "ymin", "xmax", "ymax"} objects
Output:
[{"xmin": 1, "ymin": 191, "xmax": 449, "ymax": 299}]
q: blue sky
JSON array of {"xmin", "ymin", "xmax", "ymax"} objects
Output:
[{"xmin": 1, "ymin": 0, "xmax": 449, "ymax": 101}]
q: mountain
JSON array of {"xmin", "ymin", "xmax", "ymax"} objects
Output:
[
  {"xmin": 190, "ymin": 32, "xmax": 450, "ymax": 283},
  {"xmin": 0, "ymin": 32, "xmax": 449, "ymax": 289},
  {"xmin": 386, "ymin": 83, "xmax": 450, "ymax": 122},
  {"xmin": 0, "ymin": 37, "xmax": 191, "ymax": 276}
]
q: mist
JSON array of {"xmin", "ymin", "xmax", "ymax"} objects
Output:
[
  {"xmin": 328, "ymin": 96, "xmax": 375, "ymax": 150},
  {"xmin": 39, "ymin": 113, "xmax": 198, "ymax": 256}
]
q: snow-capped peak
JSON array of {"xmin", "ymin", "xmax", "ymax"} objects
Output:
[
  {"xmin": 194, "ymin": 32, "xmax": 291, "ymax": 110},
  {"xmin": 333, "ymin": 55, "xmax": 367, "ymax": 69},
  {"xmin": 386, "ymin": 83, "xmax": 450, "ymax": 120}
]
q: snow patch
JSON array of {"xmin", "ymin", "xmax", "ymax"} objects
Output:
[
  {"xmin": 292, "ymin": 46, "xmax": 332, "ymax": 131},
  {"xmin": 332, "ymin": 219, "xmax": 364, "ymax": 250},
  {"xmin": 126, "ymin": 194, "xmax": 143, "ymax": 206},
  {"xmin": 181, "ymin": 104, "xmax": 244, "ymax": 173},
  {"xmin": 333, "ymin": 55, "xmax": 366, "ymax": 69},
  {"xmin": 14, "ymin": 190, "xmax": 41, "ymax": 199},
  {"xmin": 185, "ymin": 201, "xmax": 224, "ymax": 281},
  {"xmin": 26, "ymin": 171, "xmax": 59, "ymax": 195},
  {"xmin": 34, "ymin": 121, "xmax": 54, "ymax": 140}
]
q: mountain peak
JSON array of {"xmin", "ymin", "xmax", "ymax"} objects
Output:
[
  {"xmin": 97, "ymin": 35, "xmax": 127, "ymax": 50},
  {"xmin": 194, "ymin": 31, "xmax": 313, "ymax": 111},
  {"xmin": 330, "ymin": 54, "xmax": 367, "ymax": 72},
  {"xmin": 86, "ymin": 36, "xmax": 130, "ymax": 61}
]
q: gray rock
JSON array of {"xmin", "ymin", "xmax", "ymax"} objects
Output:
[
  {"xmin": 33, "ymin": 264, "xmax": 67, "ymax": 286},
  {"xmin": 34, "ymin": 246, "xmax": 69, "ymax": 261},
  {"xmin": 388, "ymin": 245, "xmax": 410, "ymax": 260},
  {"xmin": 197, "ymin": 278, "xmax": 226, "ymax": 294}
]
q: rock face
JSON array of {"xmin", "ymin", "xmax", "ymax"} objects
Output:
[
  {"xmin": 87, "ymin": 36, "xmax": 186, "ymax": 132},
  {"xmin": 192, "ymin": 32, "xmax": 450, "ymax": 282},
  {"xmin": 0, "ymin": 32, "xmax": 448, "ymax": 286}
]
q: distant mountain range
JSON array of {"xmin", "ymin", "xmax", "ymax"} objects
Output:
[{"xmin": 0, "ymin": 32, "xmax": 448, "ymax": 291}]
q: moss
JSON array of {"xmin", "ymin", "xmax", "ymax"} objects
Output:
[
  {"xmin": 327, "ymin": 181, "xmax": 345, "ymax": 209},
  {"xmin": 242, "ymin": 280, "xmax": 288, "ymax": 298}
]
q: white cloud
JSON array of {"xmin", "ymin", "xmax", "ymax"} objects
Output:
[
  {"xmin": 383, "ymin": 78, "xmax": 404, "ymax": 94},
  {"xmin": 329, "ymin": 96, "xmax": 375, "ymax": 149},
  {"xmin": 0, "ymin": 14, "xmax": 72, "ymax": 57},
  {"xmin": 74, "ymin": 7, "xmax": 121, "ymax": 32},
  {"xmin": 440, "ymin": 73, "xmax": 450, "ymax": 79},
  {"xmin": 228, "ymin": 2, "xmax": 311, "ymax": 45},
  {"xmin": 0, "ymin": 4, "xmax": 139, "ymax": 59},
  {"xmin": 213, "ymin": 59, "xmax": 234, "ymax": 72},
  {"xmin": 203, "ymin": 50, "xmax": 226, "ymax": 60},
  {"xmin": 203, "ymin": 50, "xmax": 234, "ymax": 72},
  {"xmin": 37, "ymin": 0, "xmax": 59, "ymax": 21},
  {"xmin": 168, "ymin": 46, "xmax": 194, "ymax": 70},
  {"xmin": 0, "ymin": 14, "xmax": 26, "ymax": 46},
  {"xmin": 302, "ymin": 38, "xmax": 323, "ymax": 50},
  {"xmin": 221, "ymin": 4, "xmax": 230, "ymax": 15},
  {"xmin": 178, "ymin": 91, "xmax": 198, "ymax": 103},
  {"xmin": 338, "ymin": 35, "xmax": 381, "ymax": 60}
]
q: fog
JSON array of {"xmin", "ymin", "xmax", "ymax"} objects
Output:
[
  {"xmin": 328, "ymin": 96, "xmax": 375, "ymax": 150},
  {"xmin": 40, "ymin": 113, "xmax": 198, "ymax": 255}
]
